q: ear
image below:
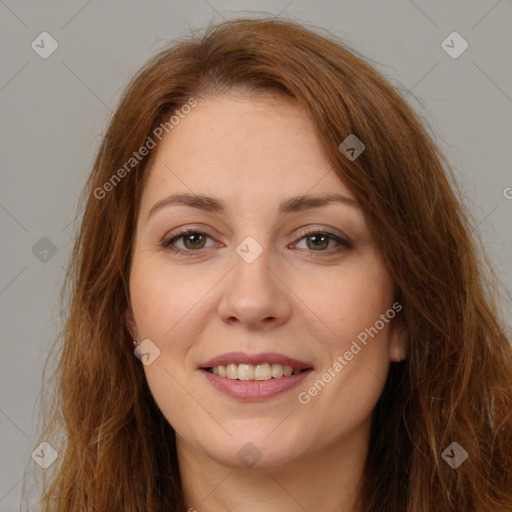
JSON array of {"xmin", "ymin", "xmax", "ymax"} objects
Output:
[
  {"xmin": 389, "ymin": 320, "xmax": 408, "ymax": 363},
  {"xmin": 125, "ymin": 307, "xmax": 140, "ymax": 341}
]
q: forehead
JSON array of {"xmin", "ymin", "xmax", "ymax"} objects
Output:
[{"xmin": 140, "ymin": 92, "xmax": 354, "ymax": 211}]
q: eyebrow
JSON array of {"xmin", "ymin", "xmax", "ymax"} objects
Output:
[{"xmin": 147, "ymin": 192, "xmax": 359, "ymax": 221}]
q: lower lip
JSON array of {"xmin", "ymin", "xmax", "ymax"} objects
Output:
[{"xmin": 201, "ymin": 368, "xmax": 313, "ymax": 402}]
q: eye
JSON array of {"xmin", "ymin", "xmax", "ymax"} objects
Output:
[
  {"xmin": 161, "ymin": 227, "xmax": 353, "ymax": 256},
  {"xmin": 293, "ymin": 229, "xmax": 353, "ymax": 254},
  {"xmin": 162, "ymin": 228, "xmax": 217, "ymax": 255}
]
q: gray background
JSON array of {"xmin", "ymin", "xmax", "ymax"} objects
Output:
[{"xmin": 1, "ymin": 1, "xmax": 511, "ymax": 510}]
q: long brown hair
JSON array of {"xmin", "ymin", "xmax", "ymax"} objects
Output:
[{"xmin": 23, "ymin": 17, "xmax": 512, "ymax": 511}]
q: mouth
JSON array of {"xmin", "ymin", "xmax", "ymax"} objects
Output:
[
  {"xmin": 200, "ymin": 351, "xmax": 313, "ymax": 378},
  {"xmin": 199, "ymin": 352, "xmax": 314, "ymax": 401}
]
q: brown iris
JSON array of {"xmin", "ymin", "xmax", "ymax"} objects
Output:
[
  {"xmin": 306, "ymin": 233, "xmax": 330, "ymax": 251},
  {"xmin": 182, "ymin": 233, "xmax": 207, "ymax": 250}
]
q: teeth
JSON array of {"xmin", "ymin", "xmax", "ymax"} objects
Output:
[
  {"xmin": 238, "ymin": 364, "xmax": 254, "ymax": 381},
  {"xmin": 254, "ymin": 363, "xmax": 271, "ymax": 380},
  {"xmin": 271, "ymin": 363, "xmax": 283, "ymax": 378},
  {"xmin": 209, "ymin": 363, "xmax": 305, "ymax": 381},
  {"xmin": 226, "ymin": 364, "xmax": 238, "ymax": 379}
]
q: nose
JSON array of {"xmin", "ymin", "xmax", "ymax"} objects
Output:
[{"xmin": 217, "ymin": 241, "xmax": 292, "ymax": 330}]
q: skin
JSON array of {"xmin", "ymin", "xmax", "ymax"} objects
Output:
[{"xmin": 126, "ymin": 90, "xmax": 408, "ymax": 512}]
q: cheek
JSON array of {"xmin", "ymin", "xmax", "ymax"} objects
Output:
[
  {"xmin": 300, "ymin": 259, "xmax": 394, "ymax": 348},
  {"xmin": 129, "ymin": 259, "xmax": 207, "ymax": 429},
  {"xmin": 129, "ymin": 255, "xmax": 223, "ymax": 393},
  {"xmin": 129, "ymin": 256, "xmax": 209, "ymax": 339},
  {"xmin": 307, "ymin": 264, "xmax": 395, "ymax": 407}
]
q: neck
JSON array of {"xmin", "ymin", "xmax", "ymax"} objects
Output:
[{"xmin": 176, "ymin": 424, "xmax": 369, "ymax": 512}]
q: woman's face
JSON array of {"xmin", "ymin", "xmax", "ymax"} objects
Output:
[{"xmin": 127, "ymin": 91, "xmax": 406, "ymax": 470}]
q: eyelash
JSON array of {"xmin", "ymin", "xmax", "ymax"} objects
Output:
[{"xmin": 161, "ymin": 227, "xmax": 353, "ymax": 257}]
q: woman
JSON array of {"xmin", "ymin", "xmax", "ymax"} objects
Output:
[{"xmin": 27, "ymin": 17, "xmax": 512, "ymax": 512}]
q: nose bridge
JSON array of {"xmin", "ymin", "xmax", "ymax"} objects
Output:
[
  {"xmin": 234, "ymin": 234, "xmax": 272, "ymax": 287},
  {"xmin": 231, "ymin": 232, "xmax": 276, "ymax": 300}
]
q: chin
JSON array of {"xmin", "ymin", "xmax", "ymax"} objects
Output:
[
  {"xmin": 212, "ymin": 440, "xmax": 302, "ymax": 471},
  {"xmin": 199, "ymin": 422, "xmax": 308, "ymax": 469}
]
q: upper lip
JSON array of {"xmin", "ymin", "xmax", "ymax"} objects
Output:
[{"xmin": 200, "ymin": 352, "xmax": 313, "ymax": 370}]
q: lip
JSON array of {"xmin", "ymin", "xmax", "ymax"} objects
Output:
[
  {"xmin": 201, "ymin": 367, "xmax": 314, "ymax": 402},
  {"xmin": 200, "ymin": 351, "xmax": 313, "ymax": 371}
]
